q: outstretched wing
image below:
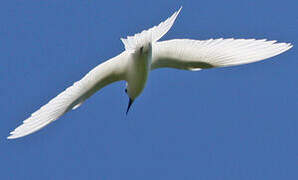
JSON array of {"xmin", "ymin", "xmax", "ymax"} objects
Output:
[
  {"xmin": 121, "ymin": 7, "xmax": 182, "ymax": 52},
  {"xmin": 8, "ymin": 52, "xmax": 130, "ymax": 139},
  {"xmin": 151, "ymin": 38, "xmax": 292, "ymax": 70}
]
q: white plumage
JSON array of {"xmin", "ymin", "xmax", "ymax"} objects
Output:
[
  {"xmin": 8, "ymin": 7, "xmax": 292, "ymax": 139},
  {"xmin": 121, "ymin": 7, "xmax": 182, "ymax": 52},
  {"xmin": 151, "ymin": 38, "xmax": 292, "ymax": 70},
  {"xmin": 8, "ymin": 53, "xmax": 130, "ymax": 139}
]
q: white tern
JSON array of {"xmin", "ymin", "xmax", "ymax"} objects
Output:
[{"xmin": 8, "ymin": 7, "xmax": 292, "ymax": 139}]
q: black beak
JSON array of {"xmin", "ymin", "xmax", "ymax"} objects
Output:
[{"xmin": 126, "ymin": 98, "xmax": 134, "ymax": 115}]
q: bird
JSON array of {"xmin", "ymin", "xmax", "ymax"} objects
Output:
[{"xmin": 8, "ymin": 7, "xmax": 292, "ymax": 139}]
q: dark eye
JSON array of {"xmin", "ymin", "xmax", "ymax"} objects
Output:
[
  {"xmin": 125, "ymin": 88, "xmax": 127, "ymax": 94},
  {"xmin": 140, "ymin": 46, "xmax": 143, "ymax": 53}
]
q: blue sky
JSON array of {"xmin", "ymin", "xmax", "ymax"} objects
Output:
[{"xmin": 1, "ymin": 0, "xmax": 297, "ymax": 179}]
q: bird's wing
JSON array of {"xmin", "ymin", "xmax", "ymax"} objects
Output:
[
  {"xmin": 151, "ymin": 38, "xmax": 292, "ymax": 70},
  {"xmin": 121, "ymin": 7, "xmax": 181, "ymax": 52},
  {"xmin": 8, "ymin": 52, "xmax": 130, "ymax": 139}
]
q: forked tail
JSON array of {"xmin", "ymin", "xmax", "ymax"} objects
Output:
[{"xmin": 121, "ymin": 7, "xmax": 182, "ymax": 52}]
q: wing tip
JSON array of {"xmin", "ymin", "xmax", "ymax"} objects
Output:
[
  {"xmin": 7, "ymin": 128, "xmax": 24, "ymax": 139},
  {"xmin": 275, "ymin": 41, "xmax": 293, "ymax": 53},
  {"xmin": 177, "ymin": 6, "xmax": 183, "ymax": 16},
  {"xmin": 287, "ymin": 42, "xmax": 293, "ymax": 49},
  {"xmin": 7, "ymin": 133, "xmax": 19, "ymax": 139}
]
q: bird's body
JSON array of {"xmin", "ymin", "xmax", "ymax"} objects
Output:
[
  {"xmin": 8, "ymin": 7, "xmax": 292, "ymax": 139},
  {"xmin": 126, "ymin": 44, "xmax": 152, "ymax": 100}
]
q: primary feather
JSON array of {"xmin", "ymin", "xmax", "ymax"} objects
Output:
[
  {"xmin": 151, "ymin": 38, "xmax": 292, "ymax": 70},
  {"xmin": 8, "ymin": 53, "xmax": 130, "ymax": 139}
]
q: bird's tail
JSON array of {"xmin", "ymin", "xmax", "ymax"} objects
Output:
[{"xmin": 121, "ymin": 7, "xmax": 182, "ymax": 52}]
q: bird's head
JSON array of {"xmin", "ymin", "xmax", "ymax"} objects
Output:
[{"xmin": 124, "ymin": 86, "xmax": 135, "ymax": 115}]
